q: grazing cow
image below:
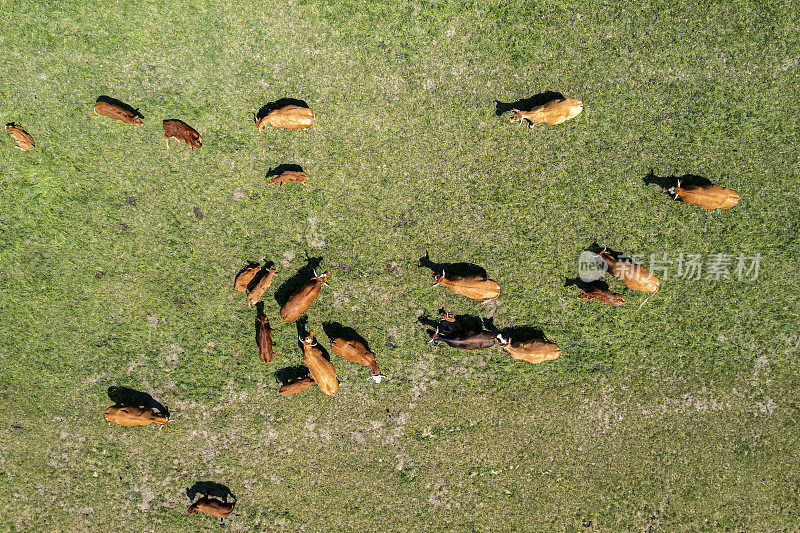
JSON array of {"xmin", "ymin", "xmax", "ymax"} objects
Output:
[
  {"xmin": 92, "ymin": 101, "xmax": 142, "ymax": 125},
  {"xmin": 510, "ymin": 98, "xmax": 583, "ymax": 127},
  {"xmin": 163, "ymin": 119, "xmax": 202, "ymax": 149},
  {"xmin": 5, "ymin": 123, "xmax": 35, "ymax": 151},
  {"xmin": 280, "ymin": 270, "xmax": 329, "ymax": 322},
  {"xmin": 256, "ymin": 105, "xmax": 315, "ymax": 130},
  {"xmin": 187, "ymin": 496, "xmax": 235, "ymax": 519}
]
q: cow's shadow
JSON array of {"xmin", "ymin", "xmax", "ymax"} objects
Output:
[
  {"xmin": 275, "ymin": 365, "xmax": 311, "ymax": 385},
  {"xmin": 107, "ymin": 386, "xmax": 168, "ymax": 417},
  {"xmin": 266, "ymin": 164, "xmax": 304, "ymax": 178},
  {"xmin": 564, "ymin": 276, "xmax": 612, "ymax": 292},
  {"xmin": 96, "ymin": 96, "xmax": 144, "ymax": 120},
  {"xmin": 256, "ymin": 98, "xmax": 311, "ymax": 123},
  {"xmin": 643, "ymin": 170, "xmax": 712, "ymax": 190},
  {"xmin": 418, "ymin": 309, "xmax": 495, "ymax": 337},
  {"xmin": 186, "ymin": 481, "xmax": 236, "ymax": 503},
  {"xmin": 496, "ymin": 325, "xmax": 549, "ymax": 343},
  {"xmin": 321, "ymin": 322, "xmax": 373, "ymax": 353},
  {"xmin": 418, "ymin": 251, "xmax": 487, "ymax": 279},
  {"xmin": 494, "ymin": 91, "xmax": 565, "ymax": 117}
]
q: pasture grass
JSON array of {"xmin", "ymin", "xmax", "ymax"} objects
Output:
[{"xmin": 1, "ymin": 0, "xmax": 799, "ymax": 530}]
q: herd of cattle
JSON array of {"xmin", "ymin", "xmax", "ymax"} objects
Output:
[{"xmin": 5, "ymin": 94, "xmax": 740, "ymax": 520}]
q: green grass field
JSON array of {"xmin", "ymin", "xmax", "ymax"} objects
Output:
[{"xmin": 2, "ymin": 0, "xmax": 799, "ymax": 530}]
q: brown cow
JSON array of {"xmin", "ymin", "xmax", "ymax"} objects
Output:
[
  {"xmin": 279, "ymin": 376, "xmax": 316, "ymax": 397},
  {"xmin": 578, "ymin": 286, "xmax": 625, "ymax": 306},
  {"xmin": 256, "ymin": 105, "xmax": 315, "ymax": 130},
  {"xmin": 256, "ymin": 315, "xmax": 276, "ymax": 363},
  {"xmin": 510, "ymin": 98, "xmax": 583, "ymax": 127},
  {"xmin": 432, "ymin": 270, "xmax": 500, "ymax": 300},
  {"xmin": 234, "ymin": 266, "xmax": 260, "ymax": 292},
  {"xmin": 187, "ymin": 496, "xmax": 235, "ymax": 519},
  {"xmin": 104, "ymin": 405, "xmax": 168, "ymax": 427},
  {"xmin": 301, "ymin": 332, "xmax": 339, "ymax": 396},
  {"xmin": 330, "ymin": 337, "xmax": 384, "ymax": 382},
  {"xmin": 268, "ymin": 170, "xmax": 309, "ymax": 187},
  {"xmin": 664, "ymin": 180, "xmax": 739, "ymax": 209},
  {"xmin": 279, "ymin": 270, "xmax": 329, "ymax": 322},
  {"xmin": 496, "ymin": 334, "xmax": 561, "ymax": 365},
  {"xmin": 597, "ymin": 248, "xmax": 659, "ymax": 293},
  {"xmin": 247, "ymin": 268, "xmax": 277, "ymax": 307},
  {"xmin": 5, "ymin": 123, "xmax": 34, "ymax": 151},
  {"xmin": 163, "ymin": 119, "xmax": 202, "ymax": 149},
  {"xmin": 92, "ymin": 101, "xmax": 142, "ymax": 125}
]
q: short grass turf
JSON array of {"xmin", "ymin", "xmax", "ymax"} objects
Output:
[{"xmin": 1, "ymin": 0, "xmax": 800, "ymax": 530}]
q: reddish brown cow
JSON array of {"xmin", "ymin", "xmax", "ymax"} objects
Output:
[{"xmin": 163, "ymin": 119, "xmax": 202, "ymax": 149}]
